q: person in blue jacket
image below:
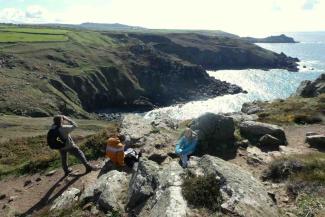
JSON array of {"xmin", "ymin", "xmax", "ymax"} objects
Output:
[{"xmin": 175, "ymin": 128, "xmax": 198, "ymax": 168}]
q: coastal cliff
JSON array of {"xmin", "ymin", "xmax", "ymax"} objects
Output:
[{"xmin": 0, "ymin": 27, "xmax": 298, "ymax": 117}]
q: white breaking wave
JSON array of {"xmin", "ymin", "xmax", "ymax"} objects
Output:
[{"xmin": 144, "ymin": 69, "xmax": 322, "ymax": 121}]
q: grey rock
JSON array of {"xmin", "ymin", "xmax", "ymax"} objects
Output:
[
  {"xmin": 127, "ymin": 158, "xmax": 160, "ymax": 209},
  {"xmin": 0, "ymin": 193, "xmax": 6, "ymax": 200},
  {"xmin": 306, "ymin": 132, "xmax": 319, "ymax": 137},
  {"xmin": 80, "ymin": 170, "xmax": 128, "ymax": 213},
  {"xmin": 306, "ymin": 134, "xmax": 325, "ymax": 149},
  {"xmin": 50, "ymin": 188, "xmax": 80, "ymax": 211},
  {"xmin": 294, "ymin": 73, "xmax": 325, "ymax": 97},
  {"xmin": 259, "ymin": 134, "xmax": 282, "ymax": 150},
  {"xmin": 241, "ymin": 102, "xmax": 263, "ymax": 114},
  {"xmin": 188, "ymin": 155, "xmax": 279, "ymax": 217},
  {"xmin": 24, "ymin": 180, "xmax": 32, "ymax": 187},
  {"xmin": 120, "ymin": 114, "xmax": 154, "ymax": 147},
  {"xmin": 8, "ymin": 196, "xmax": 18, "ymax": 203},
  {"xmin": 240, "ymin": 121, "xmax": 287, "ymax": 145},
  {"xmin": 45, "ymin": 170, "xmax": 57, "ymax": 176},
  {"xmin": 190, "ymin": 112, "xmax": 236, "ymax": 159},
  {"xmin": 246, "ymin": 146, "xmax": 273, "ymax": 165},
  {"xmin": 138, "ymin": 161, "xmax": 187, "ymax": 217}
]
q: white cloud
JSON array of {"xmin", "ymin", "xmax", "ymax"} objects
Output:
[
  {"xmin": 0, "ymin": 5, "xmax": 53, "ymax": 23},
  {"xmin": 0, "ymin": 0, "xmax": 325, "ymax": 36}
]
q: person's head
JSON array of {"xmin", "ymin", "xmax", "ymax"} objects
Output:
[
  {"xmin": 184, "ymin": 127, "xmax": 193, "ymax": 139},
  {"xmin": 53, "ymin": 115, "xmax": 63, "ymax": 126}
]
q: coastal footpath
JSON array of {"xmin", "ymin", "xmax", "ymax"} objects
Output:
[{"xmin": 0, "ymin": 74, "xmax": 323, "ymax": 217}]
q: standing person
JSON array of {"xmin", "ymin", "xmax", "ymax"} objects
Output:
[
  {"xmin": 175, "ymin": 128, "xmax": 198, "ymax": 168},
  {"xmin": 51, "ymin": 115, "xmax": 98, "ymax": 175}
]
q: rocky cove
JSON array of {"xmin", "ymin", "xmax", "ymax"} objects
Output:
[{"xmin": 0, "ymin": 31, "xmax": 299, "ymax": 118}]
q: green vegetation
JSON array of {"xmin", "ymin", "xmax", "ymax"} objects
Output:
[
  {"xmin": 0, "ymin": 32, "xmax": 68, "ymax": 43},
  {"xmin": 255, "ymin": 94, "xmax": 325, "ymax": 125},
  {"xmin": 182, "ymin": 174, "xmax": 223, "ymax": 212},
  {"xmin": 0, "ymin": 116, "xmax": 117, "ymax": 179},
  {"xmin": 0, "ymin": 26, "xmax": 68, "ymax": 34},
  {"xmin": 264, "ymin": 153, "xmax": 325, "ymax": 184},
  {"xmin": 264, "ymin": 153, "xmax": 325, "ymax": 217},
  {"xmin": 295, "ymin": 194, "xmax": 325, "ymax": 217}
]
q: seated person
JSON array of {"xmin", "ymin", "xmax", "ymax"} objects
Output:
[
  {"xmin": 106, "ymin": 135, "xmax": 125, "ymax": 166},
  {"xmin": 175, "ymin": 128, "xmax": 198, "ymax": 168}
]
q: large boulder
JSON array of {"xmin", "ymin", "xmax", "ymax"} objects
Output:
[
  {"xmin": 306, "ymin": 134, "xmax": 325, "ymax": 150},
  {"xmin": 50, "ymin": 188, "xmax": 80, "ymax": 211},
  {"xmin": 80, "ymin": 170, "xmax": 129, "ymax": 213},
  {"xmin": 126, "ymin": 158, "xmax": 160, "ymax": 210},
  {"xmin": 240, "ymin": 121, "xmax": 287, "ymax": 145},
  {"xmin": 190, "ymin": 112, "xmax": 236, "ymax": 159},
  {"xmin": 188, "ymin": 155, "xmax": 279, "ymax": 217},
  {"xmin": 294, "ymin": 73, "xmax": 325, "ymax": 97}
]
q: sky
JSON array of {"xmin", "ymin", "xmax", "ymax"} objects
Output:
[{"xmin": 0, "ymin": 0, "xmax": 324, "ymax": 36}]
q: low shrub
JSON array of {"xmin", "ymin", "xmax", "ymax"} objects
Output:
[{"xmin": 182, "ymin": 174, "xmax": 223, "ymax": 212}]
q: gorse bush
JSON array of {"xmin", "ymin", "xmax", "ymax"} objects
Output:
[{"xmin": 182, "ymin": 174, "xmax": 223, "ymax": 212}]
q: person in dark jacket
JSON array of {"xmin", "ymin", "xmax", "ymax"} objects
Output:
[{"xmin": 52, "ymin": 115, "xmax": 99, "ymax": 175}]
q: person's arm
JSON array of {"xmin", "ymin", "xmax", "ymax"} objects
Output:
[
  {"xmin": 175, "ymin": 137, "xmax": 185, "ymax": 154},
  {"xmin": 61, "ymin": 116, "xmax": 77, "ymax": 134}
]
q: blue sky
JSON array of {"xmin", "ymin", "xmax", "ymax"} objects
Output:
[{"xmin": 0, "ymin": 0, "xmax": 324, "ymax": 36}]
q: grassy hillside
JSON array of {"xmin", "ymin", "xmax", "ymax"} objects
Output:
[
  {"xmin": 0, "ymin": 115, "xmax": 116, "ymax": 178},
  {"xmin": 0, "ymin": 24, "xmax": 298, "ymax": 117}
]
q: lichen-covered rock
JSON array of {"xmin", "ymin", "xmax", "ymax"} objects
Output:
[
  {"xmin": 190, "ymin": 112, "xmax": 236, "ymax": 159},
  {"xmin": 188, "ymin": 155, "xmax": 279, "ymax": 217},
  {"xmin": 138, "ymin": 161, "xmax": 187, "ymax": 217},
  {"xmin": 80, "ymin": 170, "xmax": 129, "ymax": 213},
  {"xmin": 240, "ymin": 121, "xmax": 287, "ymax": 145},
  {"xmin": 50, "ymin": 188, "xmax": 80, "ymax": 211},
  {"xmin": 120, "ymin": 114, "xmax": 153, "ymax": 147},
  {"xmin": 126, "ymin": 158, "xmax": 160, "ymax": 210}
]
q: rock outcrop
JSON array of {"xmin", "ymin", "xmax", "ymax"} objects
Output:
[
  {"xmin": 240, "ymin": 121, "xmax": 287, "ymax": 145},
  {"xmin": 188, "ymin": 155, "xmax": 279, "ymax": 217},
  {"xmin": 51, "ymin": 188, "xmax": 81, "ymax": 211},
  {"xmin": 190, "ymin": 113, "xmax": 237, "ymax": 159},
  {"xmin": 294, "ymin": 73, "xmax": 325, "ymax": 97},
  {"xmin": 80, "ymin": 170, "xmax": 129, "ymax": 213}
]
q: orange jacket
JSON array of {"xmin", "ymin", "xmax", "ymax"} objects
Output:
[{"xmin": 106, "ymin": 137, "xmax": 125, "ymax": 166}]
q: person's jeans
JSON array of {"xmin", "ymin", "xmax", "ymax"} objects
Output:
[
  {"xmin": 180, "ymin": 154, "xmax": 189, "ymax": 168},
  {"xmin": 59, "ymin": 146, "xmax": 91, "ymax": 172}
]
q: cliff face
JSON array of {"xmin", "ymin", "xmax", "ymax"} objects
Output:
[{"xmin": 0, "ymin": 30, "xmax": 298, "ymax": 117}]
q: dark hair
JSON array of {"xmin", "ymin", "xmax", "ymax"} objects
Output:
[{"xmin": 53, "ymin": 115, "xmax": 62, "ymax": 126}]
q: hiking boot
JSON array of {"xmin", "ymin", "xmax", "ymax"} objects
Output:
[{"xmin": 64, "ymin": 168, "xmax": 73, "ymax": 176}]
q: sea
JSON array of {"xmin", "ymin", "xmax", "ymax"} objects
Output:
[{"xmin": 144, "ymin": 32, "xmax": 325, "ymax": 121}]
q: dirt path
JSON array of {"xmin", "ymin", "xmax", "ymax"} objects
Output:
[
  {"xmin": 0, "ymin": 124, "xmax": 324, "ymax": 217},
  {"xmin": 0, "ymin": 160, "xmax": 103, "ymax": 217}
]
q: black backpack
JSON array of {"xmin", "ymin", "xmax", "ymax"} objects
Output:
[
  {"xmin": 47, "ymin": 126, "xmax": 66, "ymax": 149},
  {"xmin": 124, "ymin": 148, "xmax": 141, "ymax": 168}
]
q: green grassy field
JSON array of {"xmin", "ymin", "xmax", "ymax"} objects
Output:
[
  {"xmin": 0, "ymin": 26, "xmax": 69, "ymax": 42},
  {"xmin": 0, "ymin": 32, "xmax": 68, "ymax": 43},
  {"xmin": 0, "ymin": 26, "xmax": 68, "ymax": 34}
]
